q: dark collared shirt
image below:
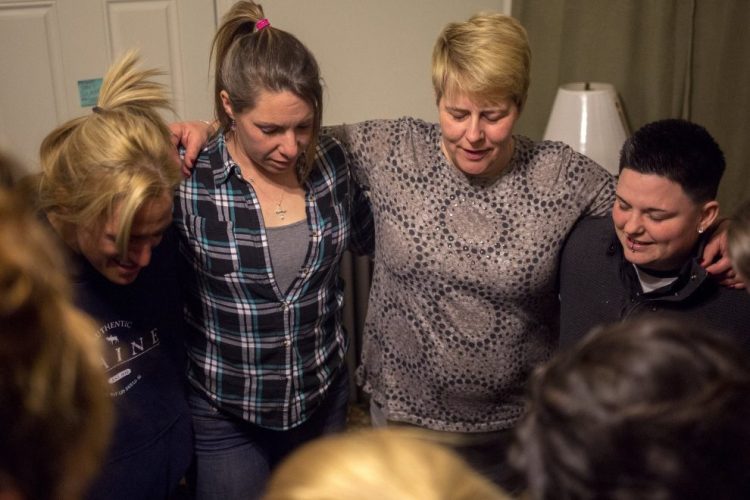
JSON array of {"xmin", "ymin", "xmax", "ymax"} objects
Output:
[{"xmin": 174, "ymin": 133, "xmax": 373, "ymax": 430}]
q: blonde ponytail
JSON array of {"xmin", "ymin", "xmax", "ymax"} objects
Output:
[{"xmin": 38, "ymin": 50, "xmax": 180, "ymax": 256}]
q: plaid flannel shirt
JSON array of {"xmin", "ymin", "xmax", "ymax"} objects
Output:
[{"xmin": 174, "ymin": 133, "xmax": 373, "ymax": 430}]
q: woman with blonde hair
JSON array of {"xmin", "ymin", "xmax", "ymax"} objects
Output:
[
  {"xmin": 264, "ymin": 428, "xmax": 510, "ymax": 500},
  {"xmin": 37, "ymin": 51, "xmax": 192, "ymax": 499},
  {"xmin": 0, "ymin": 169, "xmax": 112, "ymax": 500}
]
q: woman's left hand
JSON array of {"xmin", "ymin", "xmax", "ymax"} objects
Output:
[
  {"xmin": 169, "ymin": 120, "xmax": 215, "ymax": 178},
  {"xmin": 701, "ymin": 219, "xmax": 745, "ymax": 289}
]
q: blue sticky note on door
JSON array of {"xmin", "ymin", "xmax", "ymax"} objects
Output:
[{"xmin": 78, "ymin": 78, "xmax": 103, "ymax": 107}]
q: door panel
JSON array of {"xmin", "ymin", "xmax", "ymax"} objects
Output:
[
  {"xmin": 0, "ymin": 0, "xmax": 215, "ymax": 171},
  {"xmin": 0, "ymin": 2, "xmax": 68, "ymax": 170},
  {"xmin": 106, "ymin": 1, "xmax": 186, "ymax": 119}
]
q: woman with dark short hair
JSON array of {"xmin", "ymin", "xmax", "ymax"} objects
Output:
[{"xmin": 560, "ymin": 119, "xmax": 750, "ymax": 349}]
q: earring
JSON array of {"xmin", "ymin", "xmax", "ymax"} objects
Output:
[
  {"xmin": 698, "ymin": 226, "xmax": 705, "ymax": 234},
  {"xmin": 230, "ymin": 119, "xmax": 236, "ymax": 131}
]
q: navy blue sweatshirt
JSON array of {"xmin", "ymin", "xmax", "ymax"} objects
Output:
[{"xmin": 73, "ymin": 227, "xmax": 193, "ymax": 499}]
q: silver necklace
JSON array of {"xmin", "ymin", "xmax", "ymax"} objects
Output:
[
  {"xmin": 227, "ymin": 136, "xmax": 288, "ymax": 220},
  {"xmin": 248, "ymin": 176, "xmax": 287, "ymax": 220}
]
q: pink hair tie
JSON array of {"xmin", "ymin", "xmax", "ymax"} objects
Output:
[{"xmin": 255, "ymin": 18, "xmax": 270, "ymax": 31}]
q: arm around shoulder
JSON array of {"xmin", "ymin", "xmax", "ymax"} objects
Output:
[{"xmin": 567, "ymin": 147, "xmax": 616, "ymax": 218}]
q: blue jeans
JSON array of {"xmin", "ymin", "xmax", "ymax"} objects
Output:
[{"xmin": 188, "ymin": 368, "xmax": 349, "ymax": 500}]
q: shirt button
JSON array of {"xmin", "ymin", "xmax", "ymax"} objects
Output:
[
  {"xmin": 283, "ymin": 339, "xmax": 291, "ymax": 347},
  {"xmin": 282, "ymin": 302, "xmax": 290, "ymax": 311}
]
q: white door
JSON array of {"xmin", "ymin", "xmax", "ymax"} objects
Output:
[
  {"xmin": 1, "ymin": 0, "xmax": 513, "ymax": 172},
  {"xmin": 0, "ymin": 0, "xmax": 217, "ymax": 172}
]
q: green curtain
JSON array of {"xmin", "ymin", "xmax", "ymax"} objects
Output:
[{"xmin": 512, "ymin": 0, "xmax": 750, "ymax": 212}]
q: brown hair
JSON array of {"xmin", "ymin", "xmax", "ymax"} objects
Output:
[
  {"xmin": 212, "ymin": 1, "xmax": 323, "ymax": 179},
  {"xmin": 512, "ymin": 317, "xmax": 750, "ymax": 500}
]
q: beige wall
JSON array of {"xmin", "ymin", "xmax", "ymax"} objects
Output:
[
  {"xmin": 0, "ymin": 0, "xmax": 511, "ymax": 171},
  {"xmin": 226, "ymin": 0, "xmax": 512, "ymax": 125}
]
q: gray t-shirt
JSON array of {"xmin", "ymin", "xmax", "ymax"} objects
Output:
[
  {"xmin": 330, "ymin": 117, "xmax": 615, "ymax": 432},
  {"xmin": 266, "ymin": 219, "xmax": 309, "ymax": 294}
]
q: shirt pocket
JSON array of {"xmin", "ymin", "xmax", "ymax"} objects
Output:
[{"xmin": 182, "ymin": 215, "xmax": 239, "ymax": 275}]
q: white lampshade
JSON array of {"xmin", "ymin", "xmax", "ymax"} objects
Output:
[{"xmin": 543, "ymin": 82, "xmax": 629, "ymax": 175}]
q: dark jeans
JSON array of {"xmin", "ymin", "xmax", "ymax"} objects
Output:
[{"xmin": 188, "ymin": 368, "xmax": 349, "ymax": 500}]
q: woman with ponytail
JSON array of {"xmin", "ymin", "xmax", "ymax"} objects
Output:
[
  {"xmin": 172, "ymin": 2, "xmax": 373, "ymax": 497},
  {"xmin": 38, "ymin": 51, "xmax": 192, "ymax": 499}
]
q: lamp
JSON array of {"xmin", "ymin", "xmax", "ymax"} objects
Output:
[{"xmin": 543, "ymin": 82, "xmax": 628, "ymax": 175}]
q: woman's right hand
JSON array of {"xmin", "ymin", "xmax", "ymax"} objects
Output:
[{"xmin": 170, "ymin": 120, "xmax": 215, "ymax": 177}]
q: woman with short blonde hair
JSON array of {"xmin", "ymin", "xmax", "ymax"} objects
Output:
[{"xmin": 432, "ymin": 13, "xmax": 531, "ymax": 109}]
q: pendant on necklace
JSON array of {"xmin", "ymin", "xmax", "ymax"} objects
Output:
[{"xmin": 275, "ymin": 203, "xmax": 287, "ymax": 220}]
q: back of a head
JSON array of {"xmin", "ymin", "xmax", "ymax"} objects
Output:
[
  {"xmin": 264, "ymin": 428, "xmax": 509, "ymax": 500},
  {"xmin": 618, "ymin": 119, "xmax": 725, "ymax": 202},
  {"xmin": 728, "ymin": 199, "xmax": 750, "ymax": 286},
  {"xmin": 432, "ymin": 12, "xmax": 531, "ymax": 110},
  {"xmin": 37, "ymin": 50, "xmax": 180, "ymax": 256},
  {"xmin": 0, "ymin": 182, "xmax": 112, "ymax": 500},
  {"xmin": 212, "ymin": 0, "xmax": 322, "ymax": 177},
  {"xmin": 512, "ymin": 317, "xmax": 750, "ymax": 500}
]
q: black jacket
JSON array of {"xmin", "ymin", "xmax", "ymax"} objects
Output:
[{"xmin": 559, "ymin": 216, "xmax": 750, "ymax": 349}]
